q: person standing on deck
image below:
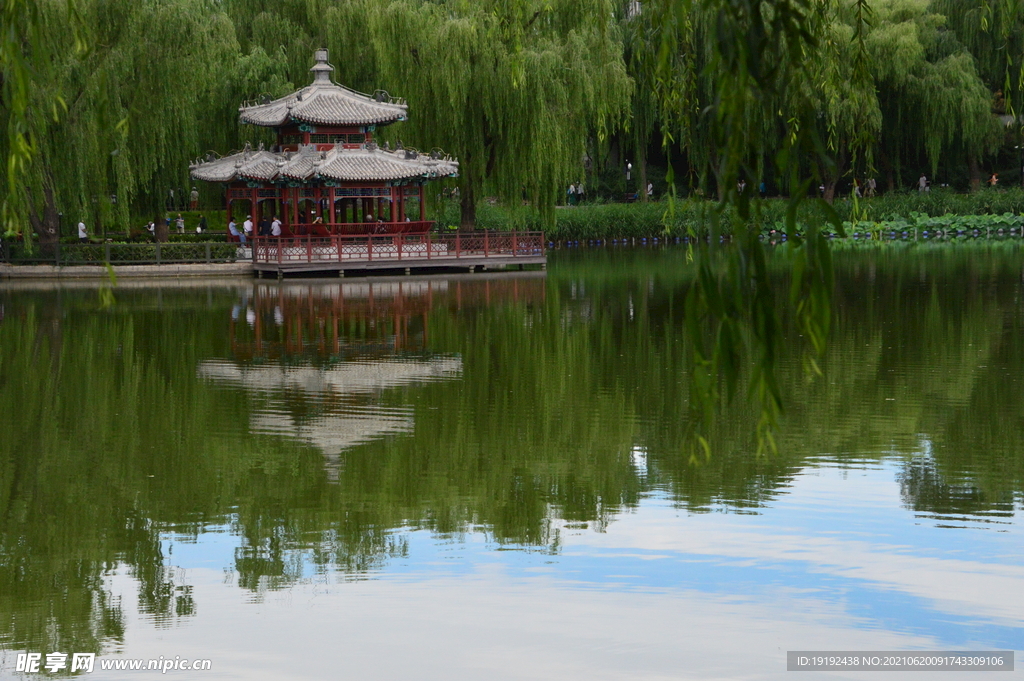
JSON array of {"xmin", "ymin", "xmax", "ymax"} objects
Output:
[
  {"xmin": 243, "ymin": 215, "xmax": 254, "ymax": 242},
  {"xmin": 271, "ymin": 216, "xmax": 282, "ymax": 237}
]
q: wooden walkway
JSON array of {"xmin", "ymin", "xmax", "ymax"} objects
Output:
[{"xmin": 251, "ymin": 231, "xmax": 546, "ymax": 276}]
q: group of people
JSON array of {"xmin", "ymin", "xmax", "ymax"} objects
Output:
[
  {"xmin": 139, "ymin": 213, "xmax": 208, "ymax": 238},
  {"xmin": 852, "ymin": 177, "xmax": 878, "ymax": 197},
  {"xmin": 165, "ymin": 186, "xmax": 201, "ymax": 211},
  {"xmin": 567, "ymin": 182, "xmax": 586, "ymax": 205},
  {"xmin": 228, "ymin": 214, "xmax": 282, "ymax": 244}
]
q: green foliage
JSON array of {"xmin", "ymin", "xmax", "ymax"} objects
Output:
[
  {"xmin": 3, "ymin": 242, "xmax": 241, "ymax": 264},
  {"xmin": 359, "ymin": 0, "xmax": 633, "ymax": 227},
  {"xmin": 431, "ymin": 189, "xmax": 1024, "ymax": 241},
  {"xmin": 1, "ymin": 0, "xmax": 239, "ymax": 240}
]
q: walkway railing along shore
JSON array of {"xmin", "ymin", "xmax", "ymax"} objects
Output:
[{"xmin": 251, "ymin": 231, "xmax": 546, "ymax": 267}]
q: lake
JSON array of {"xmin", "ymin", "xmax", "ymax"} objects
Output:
[{"xmin": 1, "ymin": 243, "xmax": 1022, "ymax": 679}]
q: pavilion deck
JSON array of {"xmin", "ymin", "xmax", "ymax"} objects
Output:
[{"xmin": 251, "ymin": 230, "xmax": 546, "ymax": 277}]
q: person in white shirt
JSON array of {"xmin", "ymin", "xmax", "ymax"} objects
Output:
[
  {"xmin": 243, "ymin": 215, "xmax": 254, "ymax": 239},
  {"xmin": 77, "ymin": 221, "xmax": 88, "ymax": 243},
  {"xmin": 175, "ymin": 213, "xmax": 185, "ymax": 233},
  {"xmin": 271, "ymin": 216, "xmax": 282, "ymax": 237},
  {"xmin": 229, "ymin": 218, "xmax": 245, "ymax": 244}
]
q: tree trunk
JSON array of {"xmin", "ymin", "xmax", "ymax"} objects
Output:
[
  {"xmin": 459, "ymin": 181, "xmax": 476, "ymax": 231},
  {"xmin": 967, "ymin": 152, "xmax": 982, "ymax": 193},
  {"xmin": 154, "ymin": 213, "xmax": 169, "ymax": 242},
  {"xmin": 27, "ymin": 182, "xmax": 60, "ymax": 244},
  {"xmin": 823, "ymin": 181, "xmax": 837, "ymax": 203},
  {"xmin": 823, "ymin": 148, "xmax": 847, "ymax": 203},
  {"xmin": 607, "ymin": 135, "xmax": 621, "ymax": 175},
  {"xmin": 638, "ymin": 146, "xmax": 648, "ymax": 203},
  {"xmin": 878, "ymin": 145, "xmax": 895, "ymax": 193}
]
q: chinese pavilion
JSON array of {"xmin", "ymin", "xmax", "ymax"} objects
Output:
[{"xmin": 190, "ymin": 49, "xmax": 458, "ymax": 237}]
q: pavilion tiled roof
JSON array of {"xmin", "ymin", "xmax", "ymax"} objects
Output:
[
  {"xmin": 239, "ymin": 50, "xmax": 407, "ymax": 128},
  {"xmin": 190, "ymin": 143, "xmax": 459, "ymax": 184}
]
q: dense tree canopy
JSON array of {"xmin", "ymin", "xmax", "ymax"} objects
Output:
[{"xmin": 3, "ymin": 0, "xmax": 1020, "ymax": 239}]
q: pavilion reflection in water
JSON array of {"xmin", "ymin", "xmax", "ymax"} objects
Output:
[{"xmin": 198, "ymin": 275, "xmax": 546, "ymax": 478}]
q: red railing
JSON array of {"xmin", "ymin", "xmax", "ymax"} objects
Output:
[{"xmin": 252, "ymin": 231, "xmax": 545, "ymax": 266}]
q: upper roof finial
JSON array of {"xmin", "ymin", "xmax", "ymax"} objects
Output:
[{"xmin": 310, "ymin": 49, "xmax": 333, "ymax": 85}]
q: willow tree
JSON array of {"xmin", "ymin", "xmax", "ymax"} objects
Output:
[
  {"xmin": 797, "ymin": 0, "xmax": 996, "ymax": 199},
  {"xmin": 618, "ymin": 0, "xmax": 694, "ymax": 199},
  {"xmin": 864, "ymin": 0, "xmax": 999, "ymax": 190},
  {"xmin": 935, "ymin": 0, "xmax": 1024, "ymax": 187},
  {"xmin": 0, "ymin": 0, "xmax": 238, "ymax": 242},
  {"xmin": 316, "ymin": 0, "xmax": 633, "ymax": 229},
  {"xmin": 620, "ymin": 0, "xmax": 820, "ymax": 198},
  {"xmin": 803, "ymin": 0, "xmax": 882, "ymax": 201},
  {"xmin": 626, "ymin": 0, "xmax": 860, "ymax": 450},
  {"xmin": 0, "ymin": 0, "xmax": 73, "ymax": 238}
]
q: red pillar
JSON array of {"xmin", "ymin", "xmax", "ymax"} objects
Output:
[{"xmin": 419, "ymin": 186, "xmax": 425, "ymax": 221}]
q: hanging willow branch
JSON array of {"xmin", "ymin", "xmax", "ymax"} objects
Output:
[
  {"xmin": 640, "ymin": 0, "xmax": 851, "ymax": 454},
  {"xmin": 345, "ymin": 0, "xmax": 633, "ymax": 229}
]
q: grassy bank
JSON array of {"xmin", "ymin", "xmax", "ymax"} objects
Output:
[{"xmin": 432, "ymin": 188, "xmax": 1024, "ymax": 240}]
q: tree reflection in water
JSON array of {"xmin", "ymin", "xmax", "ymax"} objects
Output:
[{"xmin": 1, "ymin": 245, "xmax": 1023, "ymax": 657}]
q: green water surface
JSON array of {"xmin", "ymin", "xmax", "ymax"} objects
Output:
[{"xmin": 1, "ymin": 243, "xmax": 1022, "ymax": 679}]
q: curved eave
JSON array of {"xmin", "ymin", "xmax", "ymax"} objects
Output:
[
  {"xmin": 191, "ymin": 146, "xmax": 459, "ymax": 185},
  {"xmin": 318, "ymin": 150, "xmax": 459, "ymax": 182},
  {"xmin": 239, "ymin": 84, "xmax": 408, "ymax": 128}
]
